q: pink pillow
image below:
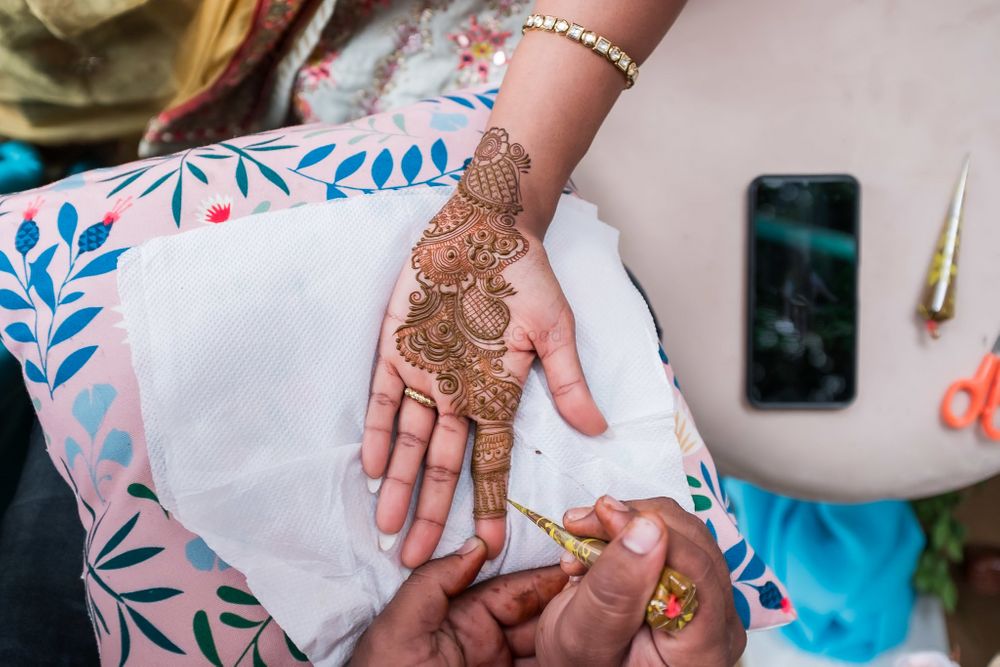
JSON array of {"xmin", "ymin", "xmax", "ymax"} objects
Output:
[{"xmin": 0, "ymin": 87, "xmax": 791, "ymax": 665}]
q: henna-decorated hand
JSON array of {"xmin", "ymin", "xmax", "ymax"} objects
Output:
[{"xmin": 362, "ymin": 128, "xmax": 607, "ymax": 565}]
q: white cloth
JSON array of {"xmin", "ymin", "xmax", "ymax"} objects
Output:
[{"xmin": 118, "ymin": 190, "xmax": 691, "ymax": 666}]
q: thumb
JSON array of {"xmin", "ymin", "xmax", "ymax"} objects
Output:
[
  {"xmin": 534, "ymin": 305, "xmax": 607, "ymax": 436},
  {"xmin": 380, "ymin": 537, "xmax": 487, "ymax": 633},
  {"xmin": 556, "ymin": 514, "xmax": 668, "ymax": 664}
]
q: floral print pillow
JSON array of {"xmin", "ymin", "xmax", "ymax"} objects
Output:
[{"xmin": 0, "ymin": 87, "xmax": 792, "ymax": 666}]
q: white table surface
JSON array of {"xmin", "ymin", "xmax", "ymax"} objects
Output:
[{"xmin": 576, "ymin": 0, "xmax": 1000, "ymax": 501}]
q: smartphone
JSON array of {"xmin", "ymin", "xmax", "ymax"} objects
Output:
[{"xmin": 747, "ymin": 174, "xmax": 860, "ymax": 408}]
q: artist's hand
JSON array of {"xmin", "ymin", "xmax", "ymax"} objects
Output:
[
  {"xmin": 536, "ymin": 496, "xmax": 747, "ymax": 667},
  {"xmin": 361, "ymin": 129, "xmax": 606, "ymax": 566},
  {"xmin": 351, "ymin": 537, "xmax": 567, "ymax": 667}
]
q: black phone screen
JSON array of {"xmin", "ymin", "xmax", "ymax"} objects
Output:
[{"xmin": 747, "ymin": 175, "xmax": 859, "ymax": 407}]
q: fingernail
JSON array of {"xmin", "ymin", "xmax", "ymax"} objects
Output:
[
  {"xmin": 366, "ymin": 476, "xmax": 382, "ymax": 493},
  {"xmin": 564, "ymin": 506, "xmax": 592, "ymax": 523},
  {"xmin": 378, "ymin": 530, "xmax": 398, "ymax": 551},
  {"xmin": 560, "ymin": 551, "xmax": 578, "ymax": 566},
  {"xmin": 568, "ymin": 575, "xmax": 582, "ymax": 584},
  {"xmin": 603, "ymin": 495, "xmax": 629, "ymax": 512},
  {"xmin": 455, "ymin": 537, "xmax": 481, "ymax": 555},
  {"xmin": 621, "ymin": 517, "xmax": 661, "ymax": 555}
]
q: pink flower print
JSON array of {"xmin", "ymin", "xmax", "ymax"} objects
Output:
[
  {"xmin": 197, "ymin": 195, "xmax": 232, "ymax": 225},
  {"xmin": 450, "ymin": 16, "xmax": 512, "ymax": 83}
]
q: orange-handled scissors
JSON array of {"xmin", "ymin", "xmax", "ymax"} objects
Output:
[{"xmin": 941, "ymin": 333, "xmax": 1000, "ymax": 440}]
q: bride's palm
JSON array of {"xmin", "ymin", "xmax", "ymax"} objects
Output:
[{"xmin": 361, "ymin": 128, "xmax": 606, "ymax": 566}]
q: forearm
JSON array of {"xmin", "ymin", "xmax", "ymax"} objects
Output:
[{"xmin": 486, "ymin": 0, "xmax": 688, "ymax": 237}]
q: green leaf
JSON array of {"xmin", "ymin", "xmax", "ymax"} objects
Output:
[
  {"xmin": 107, "ymin": 168, "xmax": 150, "ymax": 196},
  {"xmin": 127, "ymin": 483, "xmax": 159, "ymax": 503},
  {"xmin": 186, "ymin": 162, "xmax": 208, "ymax": 184},
  {"xmin": 686, "ymin": 475, "xmax": 702, "ymax": 488},
  {"xmin": 235, "ymin": 158, "xmax": 248, "ymax": 197},
  {"xmin": 121, "ymin": 587, "xmax": 183, "ymax": 603},
  {"xmin": 96, "ymin": 512, "xmax": 140, "ymax": 564},
  {"xmin": 194, "ymin": 611, "xmax": 223, "ymax": 667},
  {"xmin": 139, "ymin": 169, "xmax": 178, "ymax": 198},
  {"xmin": 285, "ymin": 633, "xmax": 308, "ymax": 661},
  {"xmin": 126, "ymin": 605, "xmax": 186, "ymax": 654},
  {"xmin": 220, "ymin": 612, "xmax": 263, "ymax": 629},
  {"xmin": 253, "ymin": 643, "xmax": 267, "ymax": 667},
  {"xmin": 940, "ymin": 579, "xmax": 958, "ymax": 612},
  {"xmin": 252, "ymin": 160, "xmax": 290, "ymax": 195},
  {"xmin": 217, "ymin": 586, "xmax": 260, "ymax": 606},
  {"xmin": 392, "ymin": 113, "xmax": 406, "ymax": 133},
  {"xmin": 118, "ymin": 605, "xmax": 131, "ymax": 666},
  {"xmin": 692, "ymin": 495, "xmax": 712, "ymax": 512},
  {"xmin": 97, "ymin": 546, "xmax": 164, "ymax": 570}
]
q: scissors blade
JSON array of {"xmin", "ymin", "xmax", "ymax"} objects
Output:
[{"xmin": 992, "ymin": 334, "xmax": 1000, "ymax": 355}]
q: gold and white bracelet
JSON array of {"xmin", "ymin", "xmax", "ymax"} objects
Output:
[{"xmin": 522, "ymin": 14, "xmax": 639, "ymax": 89}]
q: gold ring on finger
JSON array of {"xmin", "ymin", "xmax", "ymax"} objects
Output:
[{"xmin": 403, "ymin": 387, "xmax": 437, "ymax": 409}]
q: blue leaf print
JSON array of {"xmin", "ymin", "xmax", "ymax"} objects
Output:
[
  {"xmin": 73, "ymin": 384, "xmax": 117, "ymax": 438},
  {"xmin": 444, "ymin": 95, "xmax": 475, "ymax": 109},
  {"xmin": 235, "ymin": 158, "xmax": 249, "ymax": 197},
  {"xmin": 65, "ymin": 436, "xmax": 83, "ymax": 468},
  {"xmin": 29, "ymin": 255, "xmax": 57, "ymax": 311},
  {"xmin": 99, "ymin": 429, "xmax": 133, "ymax": 467},
  {"xmin": 185, "ymin": 537, "xmax": 229, "ymax": 571},
  {"xmin": 723, "ymin": 539, "xmax": 748, "ymax": 573},
  {"xmin": 401, "ymin": 145, "xmax": 422, "ymax": 184},
  {"xmin": 0, "ymin": 289, "xmax": 32, "ymax": 310},
  {"xmin": 429, "ymin": 112, "xmax": 468, "ymax": 132},
  {"xmin": 732, "ymin": 585, "xmax": 751, "ymax": 629},
  {"xmin": 297, "ymin": 144, "xmax": 335, "ymax": 170},
  {"xmin": 431, "ymin": 139, "xmax": 448, "ymax": 174},
  {"xmin": 335, "ymin": 151, "xmax": 367, "ymax": 182},
  {"xmin": 700, "ymin": 461, "xmax": 717, "ymax": 500},
  {"xmin": 371, "ymin": 149, "xmax": 393, "ymax": 188},
  {"xmin": 61, "ymin": 291, "xmax": 84, "ymax": 305},
  {"xmin": 58, "ymin": 202, "xmax": 78, "ymax": 247},
  {"xmin": 0, "ymin": 250, "xmax": 15, "ymax": 277},
  {"xmin": 51, "ymin": 307, "xmax": 102, "ymax": 346},
  {"xmin": 186, "ymin": 162, "xmax": 208, "ymax": 184},
  {"xmin": 71, "ymin": 248, "xmax": 129, "ymax": 280},
  {"xmin": 53, "ymin": 345, "xmax": 98, "ymax": 391},
  {"xmin": 475, "ymin": 94, "xmax": 495, "ymax": 109},
  {"xmin": 706, "ymin": 518, "xmax": 717, "ymax": 541},
  {"xmin": 737, "ymin": 553, "xmax": 766, "ymax": 582},
  {"xmin": 24, "ymin": 360, "xmax": 46, "ymax": 383},
  {"xmin": 4, "ymin": 322, "xmax": 35, "ymax": 343},
  {"xmin": 326, "ymin": 185, "xmax": 347, "ymax": 200}
]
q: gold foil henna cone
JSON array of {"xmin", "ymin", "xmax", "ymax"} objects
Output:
[
  {"xmin": 918, "ymin": 155, "xmax": 970, "ymax": 339},
  {"xmin": 508, "ymin": 500, "xmax": 699, "ymax": 632}
]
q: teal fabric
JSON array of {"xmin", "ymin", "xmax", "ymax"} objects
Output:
[{"xmin": 724, "ymin": 479, "xmax": 924, "ymax": 662}]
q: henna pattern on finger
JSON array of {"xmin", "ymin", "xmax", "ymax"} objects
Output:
[{"xmin": 395, "ymin": 127, "xmax": 530, "ymax": 519}]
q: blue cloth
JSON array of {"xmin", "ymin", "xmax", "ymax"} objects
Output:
[
  {"xmin": 723, "ymin": 479, "xmax": 924, "ymax": 663},
  {"xmin": 0, "ymin": 142, "xmax": 43, "ymax": 195}
]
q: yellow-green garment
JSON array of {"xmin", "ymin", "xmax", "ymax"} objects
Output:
[{"xmin": 0, "ymin": 0, "xmax": 260, "ymax": 143}]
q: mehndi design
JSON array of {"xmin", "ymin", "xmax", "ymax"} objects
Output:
[{"xmin": 395, "ymin": 127, "xmax": 530, "ymax": 518}]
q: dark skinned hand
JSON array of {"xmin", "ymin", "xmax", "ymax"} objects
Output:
[
  {"xmin": 535, "ymin": 495, "xmax": 747, "ymax": 667},
  {"xmin": 351, "ymin": 536, "xmax": 567, "ymax": 666}
]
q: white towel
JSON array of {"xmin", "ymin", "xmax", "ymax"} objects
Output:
[{"xmin": 118, "ymin": 190, "xmax": 691, "ymax": 666}]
